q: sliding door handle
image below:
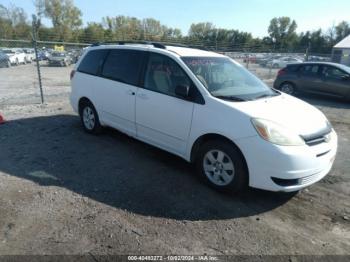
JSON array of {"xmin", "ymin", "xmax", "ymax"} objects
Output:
[{"xmin": 137, "ymin": 93, "xmax": 149, "ymax": 100}]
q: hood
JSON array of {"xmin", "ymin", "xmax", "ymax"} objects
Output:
[{"xmin": 229, "ymin": 93, "xmax": 329, "ymax": 136}]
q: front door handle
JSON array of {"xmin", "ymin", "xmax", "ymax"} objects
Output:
[{"xmin": 126, "ymin": 90, "xmax": 135, "ymax": 96}]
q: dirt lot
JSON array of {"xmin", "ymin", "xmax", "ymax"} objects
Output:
[{"xmin": 0, "ymin": 63, "xmax": 350, "ymax": 256}]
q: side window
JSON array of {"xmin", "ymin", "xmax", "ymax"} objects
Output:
[
  {"xmin": 287, "ymin": 65, "xmax": 300, "ymax": 72},
  {"xmin": 144, "ymin": 53, "xmax": 191, "ymax": 97},
  {"xmin": 78, "ymin": 49, "xmax": 108, "ymax": 75},
  {"xmin": 322, "ymin": 66, "xmax": 348, "ymax": 80},
  {"xmin": 101, "ymin": 49, "xmax": 144, "ymax": 85},
  {"xmin": 300, "ymin": 65, "xmax": 319, "ymax": 76}
]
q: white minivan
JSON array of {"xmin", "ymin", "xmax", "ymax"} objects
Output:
[{"xmin": 70, "ymin": 42, "xmax": 337, "ymax": 193}]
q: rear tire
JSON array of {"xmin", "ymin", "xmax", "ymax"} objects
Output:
[
  {"xmin": 79, "ymin": 100, "xmax": 102, "ymax": 134},
  {"xmin": 195, "ymin": 140, "xmax": 248, "ymax": 193}
]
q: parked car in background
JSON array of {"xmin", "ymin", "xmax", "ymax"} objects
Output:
[
  {"xmin": 35, "ymin": 51, "xmax": 45, "ymax": 61},
  {"xmin": 243, "ymin": 54, "xmax": 256, "ymax": 63},
  {"xmin": 259, "ymin": 55, "xmax": 282, "ymax": 67},
  {"xmin": 48, "ymin": 51, "xmax": 72, "ymax": 66},
  {"xmin": 34, "ymin": 50, "xmax": 50, "ymax": 61},
  {"xmin": 67, "ymin": 50, "xmax": 80, "ymax": 64},
  {"xmin": 23, "ymin": 48, "xmax": 35, "ymax": 63},
  {"xmin": 274, "ymin": 62, "xmax": 350, "ymax": 100},
  {"xmin": 0, "ymin": 50, "xmax": 11, "ymax": 67},
  {"xmin": 41, "ymin": 50, "xmax": 50, "ymax": 60},
  {"xmin": 267, "ymin": 56, "xmax": 303, "ymax": 68},
  {"xmin": 70, "ymin": 43, "xmax": 337, "ymax": 193},
  {"xmin": 2, "ymin": 48, "xmax": 26, "ymax": 65},
  {"xmin": 307, "ymin": 56, "xmax": 331, "ymax": 62}
]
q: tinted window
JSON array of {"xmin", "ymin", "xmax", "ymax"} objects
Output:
[
  {"xmin": 287, "ymin": 65, "xmax": 300, "ymax": 72},
  {"xmin": 300, "ymin": 65, "xmax": 320, "ymax": 75},
  {"xmin": 78, "ymin": 49, "xmax": 108, "ymax": 75},
  {"xmin": 101, "ymin": 49, "xmax": 144, "ymax": 85},
  {"xmin": 322, "ymin": 66, "xmax": 349, "ymax": 80},
  {"xmin": 144, "ymin": 53, "xmax": 191, "ymax": 97}
]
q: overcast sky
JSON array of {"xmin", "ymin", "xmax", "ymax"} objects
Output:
[{"xmin": 1, "ymin": 0, "xmax": 349, "ymax": 37}]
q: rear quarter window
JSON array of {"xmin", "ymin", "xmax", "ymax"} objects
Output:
[{"xmin": 78, "ymin": 49, "xmax": 108, "ymax": 75}]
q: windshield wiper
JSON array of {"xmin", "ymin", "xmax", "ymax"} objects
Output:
[
  {"xmin": 214, "ymin": 95, "xmax": 247, "ymax": 102},
  {"xmin": 253, "ymin": 92, "xmax": 280, "ymax": 100}
]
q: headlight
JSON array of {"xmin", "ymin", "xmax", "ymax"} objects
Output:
[{"xmin": 251, "ymin": 118, "xmax": 305, "ymax": 146}]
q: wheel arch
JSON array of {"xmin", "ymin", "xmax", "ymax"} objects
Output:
[
  {"xmin": 190, "ymin": 133, "xmax": 250, "ymax": 185},
  {"xmin": 190, "ymin": 133, "xmax": 248, "ymax": 167},
  {"xmin": 78, "ymin": 97, "xmax": 93, "ymax": 115}
]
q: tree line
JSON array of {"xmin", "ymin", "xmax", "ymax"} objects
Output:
[{"xmin": 0, "ymin": 0, "xmax": 350, "ymax": 54}]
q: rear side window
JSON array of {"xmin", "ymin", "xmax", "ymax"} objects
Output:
[
  {"xmin": 101, "ymin": 49, "xmax": 144, "ymax": 86},
  {"xmin": 300, "ymin": 65, "xmax": 320, "ymax": 75},
  {"xmin": 78, "ymin": 49, "xmax": 108, "ymax": 75}
]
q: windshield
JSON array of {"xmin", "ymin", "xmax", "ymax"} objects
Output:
[{"xmin": 182, "ymin": 56, "xmax": 278, "ymax": 101}]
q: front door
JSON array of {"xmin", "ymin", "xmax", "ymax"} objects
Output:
[
  {"xmin": 320, "ymin": 65, "xmax": 350, "ymax": 97},
  {"xmin": 135, "ymin": 52, "xmax": 195, "ymax": 156}
]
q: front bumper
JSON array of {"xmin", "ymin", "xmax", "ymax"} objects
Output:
[{"xmin": 236, "ymin": 130, "xmax": 337, "ymax": 192}]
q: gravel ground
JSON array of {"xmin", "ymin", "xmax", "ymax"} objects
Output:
[{"xmin": 0, "ymin": 63, "xmax": 349, "ymax": 256}]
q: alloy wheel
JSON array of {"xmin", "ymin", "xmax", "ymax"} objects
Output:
[
  {"xmin": 203, "ymin": 150, "xmax": 235, "ymax": 186},
  {"xmin": 280, "ymin": 83, "xmax": 294, "ymax": 95},
  {"xmin": 82, "ymin": 106, "xmax": 95, "ymax": 130}
]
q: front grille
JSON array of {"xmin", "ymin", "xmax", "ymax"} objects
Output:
[{"xmin": 301, "ymin": 125, "xmax": 332, "ymax": 146}]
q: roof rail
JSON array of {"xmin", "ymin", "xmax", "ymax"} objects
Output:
[
  {"xmin": 90, "ymin": 41, "xmax": 208, "ymax": 51},
  {"xmin": 90, "ymin": 41, "xmax": 166, "ymax": 49},
  {"xmin": 91, "ymin": 40, "xmax": 211, "ymax": 51}
]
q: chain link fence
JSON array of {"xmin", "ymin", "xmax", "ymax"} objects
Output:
[{"xmin": 0, "ymin": 36, "xmax": 335, "ymax": 107}]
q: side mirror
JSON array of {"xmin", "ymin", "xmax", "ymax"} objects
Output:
[{"xmin": 175, "ymin": 85, "xmax": 190, "ymax": 98}]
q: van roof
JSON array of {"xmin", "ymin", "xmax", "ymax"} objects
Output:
[{"xmin": 89, "ymin": 42, "xmax": 224, "ymax": 58}]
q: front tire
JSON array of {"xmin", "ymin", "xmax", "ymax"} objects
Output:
[
  {"xmin": 195, "ymin": 140, "xmax": 248, "ymax": 193},
  {"xmin": 79, "ymin": 101, "xmax": 102, "ymax": 134}
]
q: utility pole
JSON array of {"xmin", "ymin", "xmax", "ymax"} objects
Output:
[
  {"xmin": 305, "ymin": 42, "xmax": 311, "ymax": 62},
  {"xmin": 32, "ymin": 14, "xmax": 44, "ymax": 104}
]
